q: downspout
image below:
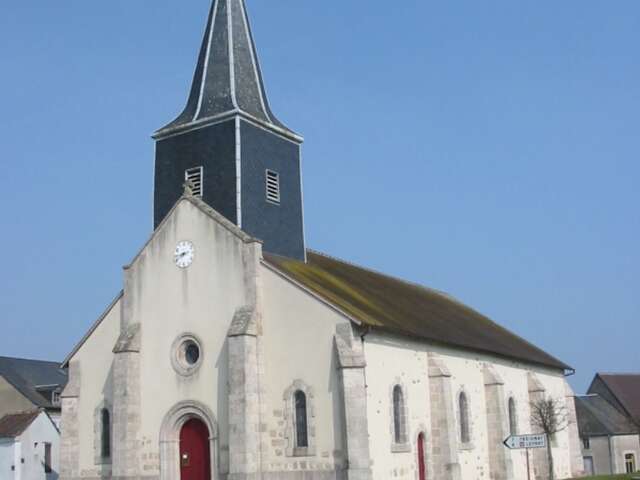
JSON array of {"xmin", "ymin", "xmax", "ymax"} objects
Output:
[
  {"xmin": 608, "ymin": 434, "xmax": 614, "ymax": 474},
  {"xmin": 360, "ymin": 325, "xmax": 371, "ymax": 388}
]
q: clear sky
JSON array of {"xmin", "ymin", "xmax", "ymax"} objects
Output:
[{"xmin": 0, "ymin": 1, "xmax": 638, "ymax": 393}]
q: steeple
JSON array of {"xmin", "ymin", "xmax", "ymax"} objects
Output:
[
  {"xmin": 154, "ymin": 0, "xmax": 300, "ymax": 143},
  {"xmin": 153, "ymin": 0, "xmax": 306, "ymax": 261}
]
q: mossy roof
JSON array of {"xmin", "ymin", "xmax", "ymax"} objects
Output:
[{"xmin": 264, "ymin": 251, "xmax": 570, "ymax": 371}]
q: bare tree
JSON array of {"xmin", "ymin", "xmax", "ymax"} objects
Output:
[{"xmin": 530, "ymin": 397, "xmax": 570, "ymax": 480}]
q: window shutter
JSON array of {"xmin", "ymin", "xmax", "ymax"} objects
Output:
[
  {"xmin": 266, "ymin": 170, "xmax": 280, "ymax": 204},
  {"xmin": 185, "ymin": 167, "xmax": 204, "ymax": 197}
]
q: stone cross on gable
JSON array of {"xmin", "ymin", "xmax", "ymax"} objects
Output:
[{"xmin": 183, "ymin": 179, "xmax": 195, "ymax": 197}]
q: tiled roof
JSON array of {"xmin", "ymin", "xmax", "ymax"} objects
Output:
[
  {"xmin": 595, "ymin": 373, "xmax": 640, "ymax": 425},
  {"xmin": 0, "ymin": 410, "xmax": 40, "ymax": 438},
  {"xmin": 575, "ymin": 395, "xmax": 638, "ymax": 436},
  {"xmin": 264, "ymin": 251, "xmax": 570, "ymax": 371},
  {"xmin": 0, "ymin": 356, "xmax": 68, "ymax": 410}
]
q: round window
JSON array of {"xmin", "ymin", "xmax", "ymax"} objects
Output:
[
  {"xmin": 184, "ymin": 342, "xmax": 200, "ymax": 365},
  {"xmin": 171, "ymin": 334, "xmax": 203, "ymax": 376}
]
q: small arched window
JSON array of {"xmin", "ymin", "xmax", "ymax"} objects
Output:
[
  {"xmin": 101, "ymin": 408, "xmax": 111, "ymax": 459},
  {"xmin": 294, "ymin": 390, "xmax": 308, "ymax": 448},
  {"xmin": 459, "ymin": 392, "xmax": 470, "ymax": 444},
  {"xmin": 508, "ymin": 397, "xmax": 518, "ymax": 436},
  {"xmin": 393, "ymin": 385, "xmax": 407, "ymax": 444}
]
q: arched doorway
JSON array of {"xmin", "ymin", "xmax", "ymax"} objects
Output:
[
  {"xmin": 159, "ymin": 400, "xmax": 218, "ymax": 480},
  {"xmin": 417, "ymin": 432, "xmax": 426, "ymax": 480},
  {"xmin": 180, "ymin": 418, "xmax": 211, "ymax": 480}
]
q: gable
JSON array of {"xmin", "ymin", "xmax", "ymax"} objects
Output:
[
  {"xmin": 0, "ymin": 376, "xmax": 34, "ymax": 415},
  {"xmin": 589, "ymin": 374, "xmax": 640, "ymax": 425},
  {"xmin": 0, "ymin": 357, "xmax": 67, "ymax": 409},
  {"xmin": 264, "ymin": 250, "xmax": 570, "ymax": 371}
]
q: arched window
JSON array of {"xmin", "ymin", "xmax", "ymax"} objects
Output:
[
  {"xmin": 393, "ymin": 385, "xmax": 407, "ymax": 444},
  {"xmin": 459, "ymin": 392, "xmax": 470, "ymax": 444},
  {"xmin": 101, "ymin": 408, "xmax": 111, "ymax": 459},
  {"xmin": 294, "ymin": 390, "xmax": 308, "ymax": 448},
  {"xmin": 508, "ymin": 397, "xmax": 518, "ymax": 436}
]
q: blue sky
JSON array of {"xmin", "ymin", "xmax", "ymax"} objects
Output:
[{"xmin": 0, "ymin": 1, "xmax": 638, "ymax": 392}]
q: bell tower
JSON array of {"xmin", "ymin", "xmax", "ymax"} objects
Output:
[{"xmin": 153, "ymin": 0, "xmax": 305, "ymax": 261}]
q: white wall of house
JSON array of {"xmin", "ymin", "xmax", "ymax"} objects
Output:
[
  {"xmin": 0, "ymin": 413, "xmax": 59, "ymax": 480},
  {"xmin": 0, "ymin": 438, "xmax": 17, "ymax": 480},
  {"xmin": 612, "ymin": 434, "xmax": 640, "ymax": 474}
]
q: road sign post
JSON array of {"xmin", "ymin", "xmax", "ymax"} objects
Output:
[{"xmin": 503, "ymin": 434, "xmax": 547, "ymax": 480}]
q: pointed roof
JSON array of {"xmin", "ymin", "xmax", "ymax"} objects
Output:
[{"xmin": 155, "ymin": 0, "xmax": 301, "ymax": 142}]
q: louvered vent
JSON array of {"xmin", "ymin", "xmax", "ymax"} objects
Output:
[
  {"xmin": 266, "ymin": 170, "xmax": 280, "ymax": 204},
  {"xmin": 185, "ymin": 167, "xmax": 203, "ymax": 196}
]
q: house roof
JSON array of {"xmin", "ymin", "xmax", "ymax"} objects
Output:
[
  {"xmin": 263, "ymin": 251, "xmax": 570, "ymax": 371},
  {"xmin": 575, "ymin": 395, "xmax": 639, "ymax": 436},
  {"xmin": 0, "ymin": 357, "xmax": 68, "ymax": 410},
  {"xmin": 0, "ymin": 410, "xmax": 41, "ymax": 438},
  {"xmin": 591, "ymin": 373, "xmax": 640, "ymax": 425}
]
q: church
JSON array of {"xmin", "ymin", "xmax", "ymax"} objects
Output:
[{"xmin": 58, "ymin": 1, "xmax": 585, "ymax": 479}]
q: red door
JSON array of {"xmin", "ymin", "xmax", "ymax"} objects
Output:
[
  {"xmin": 180, "ymin": 418, "xmax": 211, "ymax": 480},
  {"xmin": 417, "ymin": 433, "xmax": 426, "ymax": 480}
]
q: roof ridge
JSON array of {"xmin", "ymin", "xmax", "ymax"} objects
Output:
[
  {"xmin": 598, "ymin": 372, "xmax": 640, "ymax": 376},
  {"xmin": 0, "ymin": 356, "xmax": 62, "ymax": 365}
]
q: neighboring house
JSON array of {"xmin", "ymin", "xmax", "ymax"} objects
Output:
[
  {"xmin": 58, "ymin": 2, "xmax": 585, "ymax": 480},
  {"xmin": 0, "ymin": 409, "xmax": 60, "ymax": 480},
  {"xmin": 0, "ymin": 357, "xmax": 68, "ymax": 426},
  {"xmin": 588, "ymin": 373, "xmax": 640, "ymax": 429},
  {"xmin": 575, "ymin": 394, "xmax": 640, "ymax": 475}
]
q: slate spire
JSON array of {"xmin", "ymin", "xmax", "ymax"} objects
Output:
[{"xmin": 155, "ymin": 0, "xmax": 299, "ymax": 141}]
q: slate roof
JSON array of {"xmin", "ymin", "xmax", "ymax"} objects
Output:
[
  {"xmin": 0, "ymin": 410, "xmax": 40, "ymax": 438},
  {"xmin": 264, "ymin": 251, "xmax": 570, "ymax": 371},
  {"xmin": 575, "ymin": 395, "xmax": 639, "ymax": 436},
  {"xmin": 155, "ymin": 0, "xmax": 300, "ymax": 141},
  {"xmin": 592, "ymin": 373, "xmax": 640, "ymax": 425},
  {"xmin": 0, "ymin": 356, "xmax": 68, "ymax": 410}
]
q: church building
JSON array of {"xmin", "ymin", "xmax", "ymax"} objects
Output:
[{"xmin": 59, "ymin": 1, "xmax": 585, "ymax": 479}]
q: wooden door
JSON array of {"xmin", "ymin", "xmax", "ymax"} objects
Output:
[
  {"xmin": 180, "ymin": 418, "xmax": 211, "ymax": 480},
  {"xmin": 417, "ymin": 433, "xmax": 426, "ymax": 480}
]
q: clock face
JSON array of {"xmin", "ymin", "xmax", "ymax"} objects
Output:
[{"xmin": 174, "ymin": 241, "xmax": 195, "ymax": 269}]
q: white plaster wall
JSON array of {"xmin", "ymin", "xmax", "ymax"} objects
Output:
[
  {"xmin": 583, "ymin": 436, "xmax": 613, "ymax": 475},
  {"xmin": 260, "ymin": 265, "xmax": 350, "ymax": 474},
  {"xmin": 129, "ymin": 200, "xmax": 249, "ymax": 475},
  {"xmin": 68, "ymin": 295, "xmax": 120, "ymax": 475},
  {"xmin": 612, "ymin": 434, "xmax": 640, "ymax": 473},
  {"xmin": 363, "ymin": 331, "xmax": 574, "ymax": 480},
  {"xmin": 12, "ymin": 413, "xmax": 60, "ymax": 480},
  {"xmin": 0, "ymin": 439, "xmax": 16, "ymax": 480}
]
